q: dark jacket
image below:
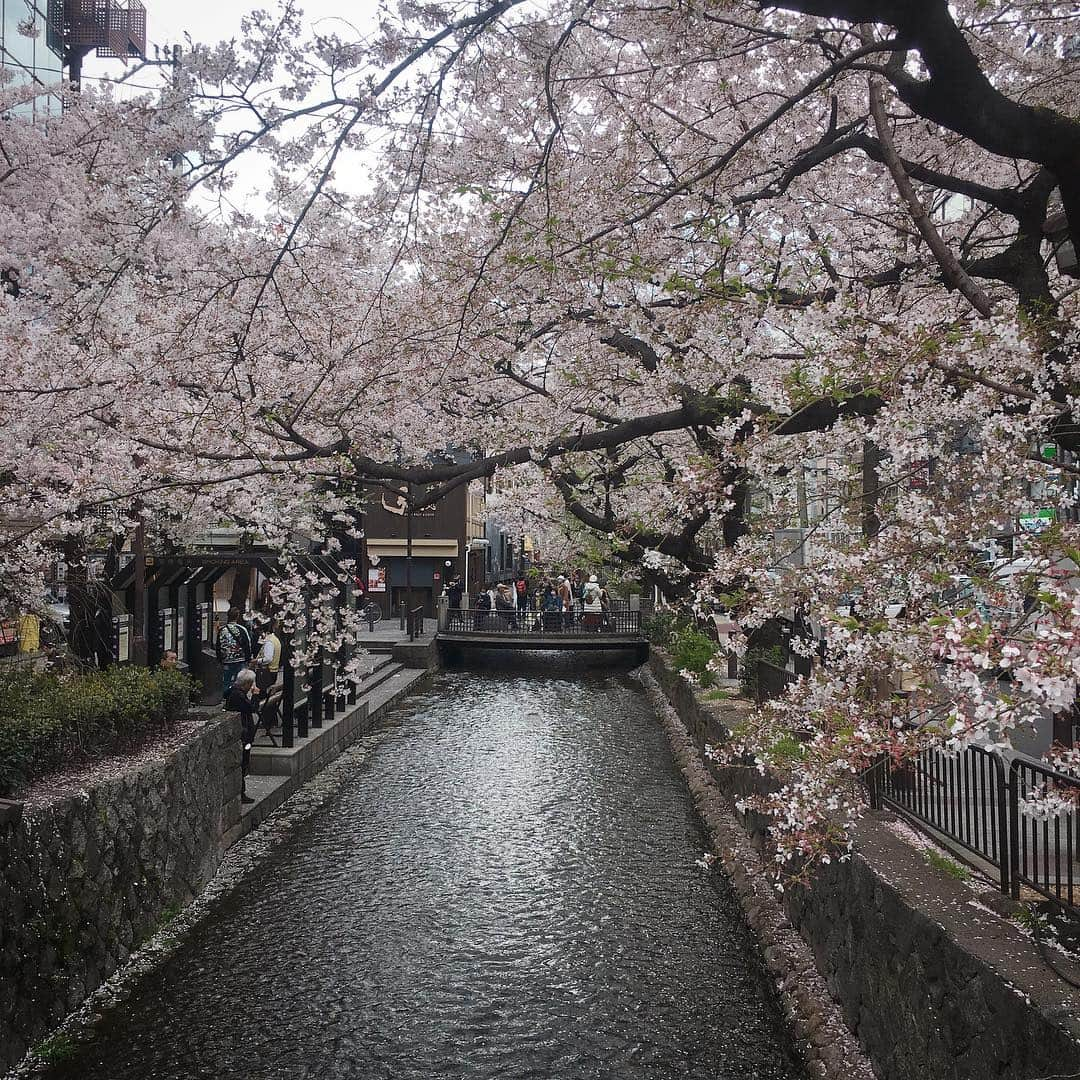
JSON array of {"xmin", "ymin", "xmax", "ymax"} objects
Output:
[
  {"xmin": 216, "ymin": 621, "xmax": 252, "ymax": 665},
  {"xmin": 225, "ymin": 687, "xmax": 257, "ymax": 745}
]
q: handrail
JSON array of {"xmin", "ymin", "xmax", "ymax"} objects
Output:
[
  {"xmin": 870, "ymin": 748, "xmax": 1080, "ymax": 911},
  {"xmin": 442, "ymin": 605, "xmax": 641, "ymax": 636}
]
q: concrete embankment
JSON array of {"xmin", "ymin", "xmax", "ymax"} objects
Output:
[
  {"xmin": 0, "ymin": 654, "xmax": 433, "ymax": 1073},
  {"xmin": 645, "ymin": 648, "xmax": 1080, "ymax": 1080}
]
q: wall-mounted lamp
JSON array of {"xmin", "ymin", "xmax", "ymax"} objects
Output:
[{"xmin": 1044, "ymin": 206, "xmax": 1079, "ymax": 278}]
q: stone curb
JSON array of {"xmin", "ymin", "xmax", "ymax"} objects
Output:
[{"xmin": 637, "ymin": 664, "xmax": 877, "ymax": 1080}]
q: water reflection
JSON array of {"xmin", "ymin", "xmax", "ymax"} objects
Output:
[{"xmin": 46, "ymin": 668, "xmax": 804, "ymax": 1080}]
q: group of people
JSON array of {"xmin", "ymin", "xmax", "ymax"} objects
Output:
[
  {"xmin": 214, "ymin": 608, "xmax": 284, "ymax": 803},
  {"xmin": 446, "ymin": 568, "xmax": 614, "ymax": 631}
]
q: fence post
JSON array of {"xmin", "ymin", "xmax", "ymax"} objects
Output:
[
  {"xmin": 1006, "ymin": 758, "xmax": 1020, "ymax": 899},
  {"xmin": 398, "ymin": 602, "xmax": 406, "ymax": 631},
  {"xmin": 866, "ymin": 757, "xmax": 883, "ymax": 811},
  {"xmin": 310, "ymin": 663, "xmax": 323, "ymax": 728},
  {"xmin": 281, "ymin": 659, "xmax": 295, "ymax": 749}
]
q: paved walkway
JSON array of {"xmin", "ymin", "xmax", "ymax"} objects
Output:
[{"xmin": 353, "ymin": 617, "xmax": 438, "ymax": 646}]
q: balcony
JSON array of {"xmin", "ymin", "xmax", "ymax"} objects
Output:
[{"xmin": 47, "ymin": 0, "xmax": 146, "ymax": 61}]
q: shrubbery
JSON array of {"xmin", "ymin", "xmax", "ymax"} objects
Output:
[
  {"xmin": 642, "ymin": 611, "xmax": 725, "ymax": 686},
  {"xmin": 0, "ymin": 665, "xmax": 195, "ymax": 797},
  {"xmin": 641, "ymin": 608, "xmax": 692, "ymax": 645},
  {"xmin": 670, "ymin": 624, "xmax": 720, "ymax": 679}
]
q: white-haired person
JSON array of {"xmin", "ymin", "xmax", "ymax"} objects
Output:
[
  {"xmin": 582, "ymin": 574, "xmax": 604, "ymax": 630},
  {"xmin": 225, "ymin": 667, "xmax": 259, "ymax": 804}
]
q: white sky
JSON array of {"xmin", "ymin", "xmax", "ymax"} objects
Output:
[
  {"xmin": 84, "ymin": 2, "xmax": 384, "ymax": 212},
  {"xmin": 86, "ymin": 1, "xmax": 377, "ymax": 93}
]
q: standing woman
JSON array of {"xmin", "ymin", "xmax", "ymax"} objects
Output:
[
  {"xmin": 557, "ymin": 575, "xmax": 574, "ymax": 630},
  {"xmin": 225, "ymin": 668, "xmax": 259, "ymax": 804}
]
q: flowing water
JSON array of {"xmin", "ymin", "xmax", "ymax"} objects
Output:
[{"xmin": 45, "ymin": 664, "xmax": 805, "ymax": 1080}]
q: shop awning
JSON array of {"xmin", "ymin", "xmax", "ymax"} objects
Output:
[{"xmin": 366, "ymin": 538, "xmax": 460, "ymax": 558}]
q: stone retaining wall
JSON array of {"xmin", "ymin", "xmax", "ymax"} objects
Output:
[
  {"xmin": 647, "ymin": 649, "xmax": 1080, "ymax": 1080},
  {"xmin": 0, "ymin": 710, "xmax": 241, "ymax": 1070}
]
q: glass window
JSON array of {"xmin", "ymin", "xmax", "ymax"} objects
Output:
[{"xmin": 1, "ymin": 2, "xmax": 64, "ymax": 118}]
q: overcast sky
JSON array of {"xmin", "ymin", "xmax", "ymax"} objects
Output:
[
  {"xmin": 84, "ymin": 2, "xmax": 382, "ymax": 211},
  {"xmin": 85, "ymin": 1, "xmax": 375, "ymax": 94}
]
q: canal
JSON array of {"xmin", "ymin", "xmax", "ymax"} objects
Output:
[{"xmin": 46, "ymin": 665, "xmax": 806, "ymax": 1080}]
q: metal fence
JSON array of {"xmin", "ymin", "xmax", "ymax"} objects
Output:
[
  {"xmin": 753, "ymin": 660, "xmax": 798, "ymax": 703},
  {"xmin": 872, "ymin": 745, "xmax": 1009, "ymax": 892},
  {"xmin": 1009, "ymin": 758, "xmax": 1080, "ymax": 910},
  {"xmin": 444, "ymin": 606, "xmax": 642, "ymax": 636},
  {"xmin": 871, "ymin": 748, "xmax": 1080, "ymax": 910}
]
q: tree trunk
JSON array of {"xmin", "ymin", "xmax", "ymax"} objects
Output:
[{"xmin": 230, "ymin": 564, "xmax": 252, "ymax": 613}]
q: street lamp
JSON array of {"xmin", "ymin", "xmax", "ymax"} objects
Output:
[
  {"xmin": 1044, "ymin": 206, "xmax": 1079, "ymax": 278},
  {"xmin": 464, "ymin": 538, "xmax": 489, "ymax": 605}
]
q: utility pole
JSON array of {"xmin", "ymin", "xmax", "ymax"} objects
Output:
[
  {"xmin": 131, "ymin": 514, "xmax": 148, "ymax": 666},
  {"xmin": 405, "ymin": 488, "xmax": 414, "ymax": 624}
]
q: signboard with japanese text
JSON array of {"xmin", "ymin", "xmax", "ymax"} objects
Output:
[
  {"xmin": 367, "ymin": 567, "xmax": 387, "ymax": 593},
  {"xmin": 1018, "ymin": 508, "xmax": 1055, "ymax": 534}
]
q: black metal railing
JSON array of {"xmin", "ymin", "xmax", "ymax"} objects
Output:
[
  {"xmin": 444, "ymin": 606, "xmax": 642, "ymax": 636},
  {"xmin": 274, "ymin": 653, "xmax": 356, "ymax": 750},
  {"xmin": 1009, "ymin": 758, "xmax": 1080, "ymax": 909},
  {"xmin": 870, "ymin": 748, "xmax": 1080, "ymax": 911},
  {"xmin": 872, "ymin": 745, "xmax": 1009, "ymax": 892},
  {"xmin": 754, "ymin": 660, "xmax": 798, "ymax": 703}
]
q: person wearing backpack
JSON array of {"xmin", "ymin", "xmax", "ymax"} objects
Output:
[
  {"xmin": 582, "ymin": 575, "xmax": 604, "ymax": 630},
  {"xmin": 215, "ymin": 607, "xmax": 253, "ymax": 698}
]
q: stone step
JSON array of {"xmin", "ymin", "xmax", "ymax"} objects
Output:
[
  {"xmin": 363, "ymin": 666, "xmax": 429, "ymax": 723},
  {"xmin": 355, "ymin": 659, "xmax": 404, "ymax": 697}
]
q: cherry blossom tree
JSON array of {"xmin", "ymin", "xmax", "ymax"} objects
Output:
[{"xmin": 1, "ymin": 0, "xmax": 1077, "ymax": 864}]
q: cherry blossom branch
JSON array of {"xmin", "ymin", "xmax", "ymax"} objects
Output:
[{"xmin": 866, "ymin": 76, "xmax": 994, "ymax": 319}]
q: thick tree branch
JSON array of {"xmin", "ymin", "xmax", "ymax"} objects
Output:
[
  {"xmin": 867, "ymin": 76, "xmax": 995, "ymax": 318},
  {"xmin": 768, "ymin": 0, "xmax": 1080, "ymax": 244}
]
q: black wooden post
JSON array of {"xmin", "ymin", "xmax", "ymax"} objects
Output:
[
  {"xmin": 310, "ymin": 662, "xmax": 324, "ymax": 728},
  {"xmin": 281, "ymin": 652, "xmax": 295, "ymax": 749},
  {"xmin": 406, "ymin": 493, "xmax": 414, "ymax": 626}
]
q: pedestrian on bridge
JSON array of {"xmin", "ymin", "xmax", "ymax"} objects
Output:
[
  {"xmin": 557, "ymin": 575, "xmax": 574, "ymax": 629},
  {"xmin": 541, "ymin": 581, "xmax": 561, "ymax": 630},
  {"xmin": 513, "ymin": 572, "xmax": 529, "ymax": 614},
  {"xmin": 447, "ymin": 574, "xmax": 463, "ymax": 611},
  {"xmin": 583, "ymin": 575, "xmax": 604, "ymax": 630},
  {"xmin": 495, "ymin": 582, "xmax": 518, "ymax": 630}
]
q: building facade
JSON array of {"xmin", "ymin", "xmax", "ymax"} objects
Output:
[
  {"xmin": 1, "ymin": 0, "xmax": 63, "ymax": 118},
  {"xmin": 363, "ymin": 482, "xmax": 486, "ymax": 618}
]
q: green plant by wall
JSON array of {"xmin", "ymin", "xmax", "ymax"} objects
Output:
[
  {"xmin": 1014, "ymin": 905, "xmax": 1048, "ymax": 934},
  {"xmin": 924, "ymin": 848, "xmax": 971, "ymax": 882},
  {"xmin": 670, "ymin": 624, "xmax": 719, "ymax": 675},
  {"xmin": 0, "ymin": 666, "xmax": 195, "ymax": 797},
  {"xmin": 641, "ymin": 608, "xmax": 692, "ymax": 645},
  {"xmin": 768, "ymin": 733, "xmax": 807, "ymax": 766},
  {"xmin": 33, "ymin": 1033, "xmax": 76, "ymax": 1066}
]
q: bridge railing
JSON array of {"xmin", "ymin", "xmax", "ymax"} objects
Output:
[{"xmin": 444, "ymin": 606, "xmax": 642, "ymax": 636}]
